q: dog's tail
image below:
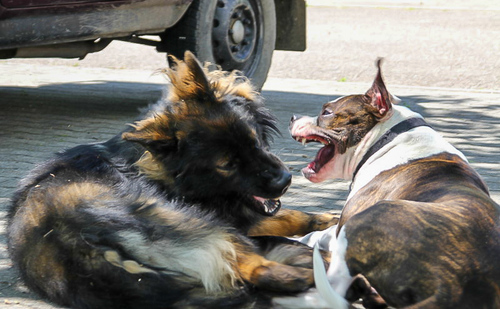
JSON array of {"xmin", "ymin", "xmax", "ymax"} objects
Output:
[{"xmin": 313, "ymin": 245, "xmax": 350, "ymax": 309}]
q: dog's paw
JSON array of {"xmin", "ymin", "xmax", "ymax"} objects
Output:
[
  {"xmin": 309, "ymin": 212, "xmax": 340, "ymax": 232},
  {"xmin": 346, "ymin": 275, "xmax": 388, "ymax": 309}
]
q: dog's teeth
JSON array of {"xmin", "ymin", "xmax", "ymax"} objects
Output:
[{"xmin": 302, "ymin": 138, "xmax": 307, "ymax": 146}]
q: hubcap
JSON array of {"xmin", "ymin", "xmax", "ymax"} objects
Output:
[
  {"xmin": 230, "ymin": 20, "xmax": 245, "ymax": 44},
  {"xmin": 213, "ymin": 0, "xmax": 259, "ymax": 72}
]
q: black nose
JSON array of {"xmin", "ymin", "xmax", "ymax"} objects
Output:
[
  {"xmin": 289, "ymin": 114, "xmax": 302, "ymax": 131},
  {"xmin": 279, "ymin": 170, "xmax": 292, "ymax": 194},
  {"xmin": 262, "ymin": 170, "xmax": 292, "ymax": 195}
]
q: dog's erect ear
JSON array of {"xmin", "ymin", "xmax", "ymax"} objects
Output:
[
  {"xmin": 184, "ymin": 51, "xmax": 211, "ymax": 94},
  {"xmin": 121, "ymin": 115, "xmax": 178, "ymax": 153},
  {"xmin": 165, "ymin": 51, "xmax": 216, "ymax": 103},
  {"xmin": 365, "ymin": 58, "xmax": 393, "ymax": 118}
]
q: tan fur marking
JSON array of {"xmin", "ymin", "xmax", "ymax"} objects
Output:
[
  {"xmin": 164, "ymin": 54, "xmax": 257, "ymax": 103},
  {"xmin": 248, "ymin": 209, "xmax": 340, "ymax": 237},
  {"xmin": 104, "ymin": 251, "xmax": 156, "ymax": 274},
  {"xmin": 104, "ymin": 250, "xmax": 123, "ymax": 268},
  {"xmin": 236, "ymin": 250, "xmax": 314, "ymax": 292},
  {"xmin": 208, "ymin": 70, "xmax": 256, "ymax": 102},
  {"xmin": 134, "ymin": 151, "xmax": 173, "ymax": 185},
  {"xmin": 215, "ymin": 155, "xmax": 236, "ymax": 177},
  {"xmin": 122, "ymin": 260, "xmax": 156, "ymax": 274},
  {"xmin": 122, "ymin": 114, "xmax": 173, "ymax": 143},
  {"xmin": 18, "ymin": 182, "xmax": 113, "ymax": 230}
]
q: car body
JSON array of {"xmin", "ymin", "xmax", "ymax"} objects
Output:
[{"xmin": 0, "ymin": 0, "xmax": 306, "ymax": 88}]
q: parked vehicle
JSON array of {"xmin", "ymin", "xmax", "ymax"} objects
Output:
[{"xmin": 0, "ymin": 0, "xmax": 306, "ymax": 88}]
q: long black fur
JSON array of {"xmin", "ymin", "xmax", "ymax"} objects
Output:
[{"xmin": 7, "ymin": 52, "xmax": 313, "ymax": 309}]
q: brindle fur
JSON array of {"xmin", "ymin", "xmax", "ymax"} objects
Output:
[
  {"xmin": 292, "ymin": 60, "xmax": 500, "ymax": 308},
  {"xmin": 8, "ymin": 52, "xmax": 337, "ymax": 309},
  {"xmin": 342, "ymin": 153, "xmax": 500, "ymax": 308}
]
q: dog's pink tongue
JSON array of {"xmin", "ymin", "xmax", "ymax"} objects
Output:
[
  {"xmin": 316, "ymin": 145, "xmax": 335, "ymax": 169},
  {"xmin": 306, "ymin": 161, "xmax": 316, "ymax": 171},
  {"xmin": 302, "ymin": 145, "xmax": 335, "ymax": 182},
  {"xmin": 301, "ymin": 164, "xmax": 317, "ymax": 181},
  {"xmin": 308, "ymin": 145, "xmax": 335, "ymax": 173}
]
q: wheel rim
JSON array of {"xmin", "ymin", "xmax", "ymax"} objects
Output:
[{"xmin": 212, "ymin": 0, "xmax": 262, "ymax": 76}]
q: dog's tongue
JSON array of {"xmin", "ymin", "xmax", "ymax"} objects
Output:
[
  {"xmin": 302, "ymin": 144, "xmax": 335, "ymax": 181},
  {"xmin": 312, "ymin": 145, "xmax": 336, "ymax": 172}
]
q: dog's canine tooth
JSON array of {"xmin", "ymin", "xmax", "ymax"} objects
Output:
[{"xmin": 302, "ymin": 138, "xmax": 307, "ymax": 146}]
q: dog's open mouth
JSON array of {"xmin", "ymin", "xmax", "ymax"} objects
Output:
[
  {"xmin": 295, "ymin": 134, "xmax": 336, "ymax": 177},
  {"xmin": 252, "ymin": 196, "xmax": 282, "ymax": 216}
]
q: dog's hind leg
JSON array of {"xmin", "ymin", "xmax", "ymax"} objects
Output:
[
  {"xmin": 247, "ymin": 209, "xmax": 340, "ymax": 237},
  {"xmin": 9, "ymin": 183, "xmax": 246, "ymax": 308},
  {"xmin": 131, "ymin": 202, "xmax": 318, "ymax": 294}
]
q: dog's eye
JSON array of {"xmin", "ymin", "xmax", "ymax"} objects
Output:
[
  {"xmin": 349, "ymin": 118, "xmax": 360, "ymax": 125},
  {"xmin": 216, "ymin": 156, "xmax": 238, "ymax": 172},
  {"xmin": 322, "ymin": 109, "xmax": 333, "ymax": 116}
]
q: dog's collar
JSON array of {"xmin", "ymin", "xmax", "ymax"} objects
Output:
[{"xmin": 351, "ymin": 117, "xmax": 431, "ymax": 184}]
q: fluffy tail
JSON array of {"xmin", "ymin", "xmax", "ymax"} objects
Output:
[{"xmin": 313, "ymin": 245, "xmax": 349, "ymax": 309}]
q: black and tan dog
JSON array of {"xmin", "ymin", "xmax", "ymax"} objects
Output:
[
  {"xmin": 288, "ymin": 60, "xmax": 500, "ymax": 308},
  {"xmin": 7, "ymin": 52, "xmax": 337, "ymax": 309}
]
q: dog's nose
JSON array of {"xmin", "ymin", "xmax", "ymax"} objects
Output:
[
  {"xmin": 290, "ymin": 114, "xmax": 302, "ymax": 124},
  {"xmin": 262, "ymin": 169, "xmax": 292, "ymax": 195},
  {"xmin": 289, "ymin": 114, "xmax": 302, "ymax": 131},
  {"xmin": 273, "ymin": 170, "xmax": 292, "ymax": 195},
  {"xmin": 278, "ymin": 170, "xmax": 292, "ymax": 194}
]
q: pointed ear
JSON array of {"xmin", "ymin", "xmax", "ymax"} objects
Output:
[
  {"xmin": 365, "ymin": 58, "xmax": 393, "ymax": 118},
  {"xmin": 165, "ymin": 51, "xmax": 215, "ymax": 102},
  {"xmin": 167, "ymin": 53, "xmax": 179, "ymax": 70},
  {"xmin": 121, "ymin": 116, "xmax": 178, "ymax": 153},
  {"xmin": 184, "ymin": 51, "xmax": 211, "ymax": 94}
]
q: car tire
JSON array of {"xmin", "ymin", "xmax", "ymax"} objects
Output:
[{"xmin": 160, "ymin": 0, "xmax": 276, "ymax": 90}]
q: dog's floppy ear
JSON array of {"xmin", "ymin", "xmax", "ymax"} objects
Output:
[{"xmin": 365, "ymin": 58, "xmax": 393, "ymax": 118}]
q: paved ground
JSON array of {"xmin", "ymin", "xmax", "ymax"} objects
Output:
[
  {"xmin": 0, "ymin": 63, "xmax": 499, "ymax": 308},
  {"xmin": 0, "ymin": 0, "xmax": 499, "ymax": 308}
]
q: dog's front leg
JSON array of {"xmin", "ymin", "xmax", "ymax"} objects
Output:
[
  {"xmin": 247, "ymin": 209, "xmax": 340, "ymax": 237},
  {"xmin": 236, "ymin": 250, "xmax": 314, "ymax": 293},
  {"xmin": 345, "ymin": 275, "xmax": 388, "ymax": 309}
]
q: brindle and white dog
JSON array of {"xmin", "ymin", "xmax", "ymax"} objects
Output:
[{"xmin": 282, "ymin": 60, "xmax": 500, "ymax": 309}]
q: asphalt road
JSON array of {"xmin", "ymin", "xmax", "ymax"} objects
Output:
[{"xmin": 0, "ymin": 2, "xmax": 499, "ymax": 308}]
